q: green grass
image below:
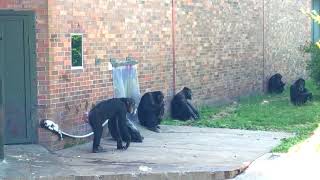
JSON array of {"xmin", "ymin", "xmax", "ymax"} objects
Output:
[{"xmin": 162, "ymin": 81, "xmax": 320, "ymax": 153}]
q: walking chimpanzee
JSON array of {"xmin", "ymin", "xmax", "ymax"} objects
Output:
[{"xmin": 88, "ymin": 98, "xmax": 135, "ymax": 153}]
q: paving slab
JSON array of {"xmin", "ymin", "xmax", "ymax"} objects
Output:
[
  {"xmin": 232, "ymin": 153, "xmax": 320, "ymax": 180},
  {"xmin": 0, "ymin": 144, "xmax": 76, "ymax": 179},
  {"xmin": 0, "ymin": 125, "xmax": 292, "ymax": 180},
  {"xmin": 233, "ymin": 126, "xmax": 320, "ymax": 180}
]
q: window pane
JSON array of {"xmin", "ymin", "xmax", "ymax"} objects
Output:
[{"xmin": 71, "ymin": 34, "xmax": 82, "ymax": 67}]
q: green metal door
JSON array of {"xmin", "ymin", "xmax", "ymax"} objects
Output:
[{"xmin": 0, "ymin": 14, "xmax": 35, "ymax": 144}]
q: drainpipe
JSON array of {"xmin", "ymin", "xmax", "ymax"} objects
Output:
[
  {"xmin": 0, "ymin": 78, "xmax": 4, "ymax": 160},
  {"xmin": 0, "ymin": 30, "xmax": 3, "ymax": 160},
  {"xmin": 172, "ymin": 0, "xmax": 177, "ymax": 95},
  {"xmin": 262, "ymin": 0, "xmax": 266, "ymax": 92}
]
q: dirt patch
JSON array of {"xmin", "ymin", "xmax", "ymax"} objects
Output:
[{"xmin": 209, "ymin": 102, "xmax": 239, "ymax": 120}]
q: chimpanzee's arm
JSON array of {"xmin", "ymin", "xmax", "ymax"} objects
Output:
[
  {"xmin": 115, "ymin": 116, "xmax": 124, "ymax": 149},
  {"xmin": 182, "ymin": 100, "xmax": 198, "ymax": 120},
  {"xmin": 186, "ymin": 101, "xmax": 199, "ymax": 119},
  {"xmin": 116, "ymin": 112, "xmax": 131, "ymax": 149}
]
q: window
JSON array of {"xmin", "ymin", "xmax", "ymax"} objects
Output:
[{"xmin": 71, "ymin": 34, "xmax": 83, "ymax": 69}]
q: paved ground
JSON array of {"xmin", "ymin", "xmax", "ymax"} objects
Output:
[
  {"xmin": 233, "ymin": 126, "xmax": 320, "ymax": 180},
  {"xmin": 0, "ymin": 125, "xmax": 291, "ymax": 180},
  {"xmin": 232, "ymin": 153, "xmax": 320, "ymax": 180}
]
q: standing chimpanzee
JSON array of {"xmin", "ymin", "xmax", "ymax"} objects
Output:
[
  {"xmin": 290, "ymin": 78, "xmax": 312, "ymax": 105},
  {"xmin": 171, "ymin": 87, "xmax": 199, "ymax": 121},
  {"xmin": 108, "ymin": 118, "xmax": 144, "ymax": 143},
  {"xmin": 268, "ymin": 73, "xmax": 285, "ymax": 94},
  {"xmin": 88, "ymin": 98, "xmax": 135, "ymax": 153},
  {"xmin": 138, "ymin": 91, "xmax": 164, "ymax": 133}
]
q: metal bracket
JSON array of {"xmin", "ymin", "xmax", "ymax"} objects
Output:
[{"xmin": 110, "ymin": 56, "xmax": 138, "ymax": 68}]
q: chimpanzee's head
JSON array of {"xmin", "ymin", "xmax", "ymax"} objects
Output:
[
  {"xmin": 275, "ymin": 73, "xmax": 282, "ymax": 79},
  {"xmin": 124, "ymin": 98, "xmax": 135, "ymax": 114},
  {"xmin": 296, "ymin": 78, "xmax": 305, "ymax": 92},
  {"xmin": 275, "ymin": 73, "xmax": 285, "ymax": 87},
  {"xmin": 154, "ymin": 91, "xmax": 164, "ymax": 104},
  {"xmin": 182, "ymin": 87, "xmax": 192, "ymax": 100}
]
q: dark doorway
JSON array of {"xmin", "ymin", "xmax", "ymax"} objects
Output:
[{"xmin": 0, "ymin": 11, "xmax": 37, "ymax": 144}]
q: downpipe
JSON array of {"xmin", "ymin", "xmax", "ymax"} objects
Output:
[{"xmin": 172, "ymin": 0, "xmax": 177, "ymax": 95}]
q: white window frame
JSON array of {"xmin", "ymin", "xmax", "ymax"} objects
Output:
[{"xmin": 71, "ymin": 33, "xmax": 84, "ymax": 70}]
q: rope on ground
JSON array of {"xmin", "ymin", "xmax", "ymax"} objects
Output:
[{"xmin": 40, "ymin": 115, "xmax": 109, "ymax": 140}]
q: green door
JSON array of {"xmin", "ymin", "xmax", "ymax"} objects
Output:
[{"xmin": 0, "ymin": 14, "xmax": 35, "ymax": 144}]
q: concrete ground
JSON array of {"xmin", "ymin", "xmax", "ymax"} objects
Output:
[
  {"xmin": 233, "ymin": 126, "xmax": 320, "ymax": 180},
  {"xmin": 0, "ymin": 125, "xmax": 291, "ymax": 180}
]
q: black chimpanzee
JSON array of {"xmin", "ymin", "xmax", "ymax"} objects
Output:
[
  {"xmin": 290, "ymin": 78, "xmax": 312, "ymax": 105},
  {"xmin": 138, "ymin": 91, "xmax": 164, "ymax": 133},
  {"xmin": 88, "ymin": 98, "xmax": 135, "ymax": 153},
  {"xmin": 171, "ymin": 87, "xmax": 199, "ymax": 121},
  {"xmin": 268, "ymin": 73, "xmax": 285, "ymax": 94},
  {"xmin": 108, "ymin": 118, "xmax": 144, "ymax": 143}
]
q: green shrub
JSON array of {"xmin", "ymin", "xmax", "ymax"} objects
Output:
[{"xmin": 302, "ymin": 42, "xmax": 320, "ymax": 84}]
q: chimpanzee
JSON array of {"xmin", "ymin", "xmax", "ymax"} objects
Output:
[
  {"xmin": 108, "ymin": 118, "xmax": 144, "ymax": 143},
  {"xmin": 127, "ymin": 120, "xmax": 144, "ymax": 142},
  {"xmin": 138, "ymin": 91, "xmax": 164, "ymax": 133},
  {"xmin": 268, "ymin": 73, "xmax": 285, "ymax": 94},
  {"xmin": 88, "ymin": 98, "xmax": 135, "ymax": 153},
  {"xmin": 290, "ymin": 78, "xmax": 312, "ymax": 105},
  {"xmin": 171, "ymin": 87, "xmax": 199, "ymax": 121}
]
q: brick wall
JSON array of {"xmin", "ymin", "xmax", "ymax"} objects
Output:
[
  {"xmin": 264, "ymin": 0, "xmax": 311, "ymax": 86},
  {"xmin": 175, "ymin": 0, "xmax": 264, "ymax": 105},
  {"xmin": 0, "ymin": 0, "xmax": 311, "ymax": 150},
  {"xmin": 46, "ymin": 0, "xmax": 173, "ymax": 149}
]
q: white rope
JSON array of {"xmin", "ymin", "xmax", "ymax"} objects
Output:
[{"xmin": 41, "ymin": 119, "xmax": 109, "ymax": 140}]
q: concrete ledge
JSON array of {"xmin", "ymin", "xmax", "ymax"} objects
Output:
[
  {"xmin": 1, "ymin": 169, "xmax": 248, "ymax": 180},
  {"xmin": 0, "ymin": 125, "xmax": 292, "ymax": 180}
]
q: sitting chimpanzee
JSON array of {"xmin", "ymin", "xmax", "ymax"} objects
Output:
[
  {"xmin": 108, "ymin": 118, "xmax": 144, "ymax": 143},
  {"xmin": 88, "ymin": 98, "xmax": 135, "ymax": 153},
  {"xmin": 138, "ymin": 91, "xmax": 165, "ymax": 133},
  {"xmin": 290, "ymin": 78, "xmax": 312, "ymax": 105},
  {"xmin": 268, "ymin": 73, "xmax": 285, "ymax": 94},
  {"xmin": 171, "ymin": 87, "xmax": 200, "ymax": 121},
  {"xmin": 127, "ymin": 120, "xmax": 144, "ymax": 142}
]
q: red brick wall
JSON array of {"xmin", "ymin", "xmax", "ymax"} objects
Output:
[
  {"xmin": 0, "ymin": 0, "xmax": 311, "ymax": 150},
  {"xmin": 46, "ymin": 0, "xmax": 173, "ymax": 149},
  {"xmin": 175, "ymin": 0, "xmax": 264, "ymax": 105}
]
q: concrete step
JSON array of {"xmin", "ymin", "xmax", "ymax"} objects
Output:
[{"xmin": 0, "ymin": 125, "xmax": 292, "ymax": 180}]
